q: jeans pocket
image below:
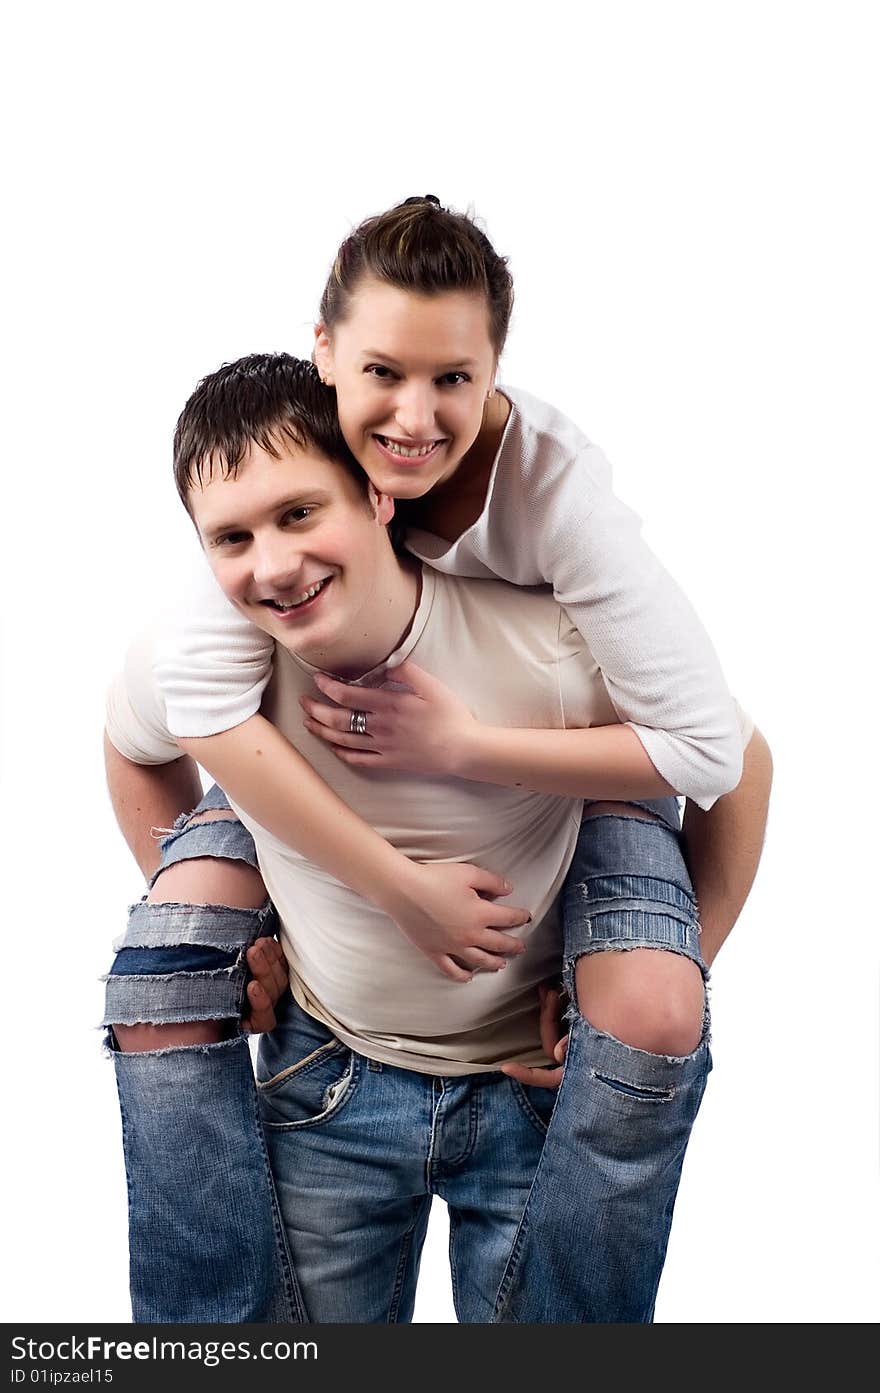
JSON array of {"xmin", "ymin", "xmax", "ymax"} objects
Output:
[
  {"xmin": 257, "ymin": 1029, "xmax": 358, "ymax": 1130},
  {"xmin": 507, "ymin": 1079, "xmax": 559, "ymax": 1136}
]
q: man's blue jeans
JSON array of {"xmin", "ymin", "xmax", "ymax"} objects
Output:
[
  {"xmin": 104, "ymin": 790, "xmax": 709, "ymax": 1323},
  {"xmin": 257, "ymin": 995, "xmax": 555, "ymax": 1322}
]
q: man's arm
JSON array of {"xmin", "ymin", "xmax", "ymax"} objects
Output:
[
  {"xmin": 681, "ymin": 725, "xmax": 773, "ymax": 967},
  {"xmin": 104, "ymin": 732, "xmax": 202, "ymax": 879}
]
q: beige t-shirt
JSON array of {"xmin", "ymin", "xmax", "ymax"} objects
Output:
[{"xmin": 107, "ymin": 567, "xmax": 750, "ymax": 1074}]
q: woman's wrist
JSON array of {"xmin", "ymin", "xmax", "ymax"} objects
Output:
[
  {"xmin": 371, "ymin": 855, "xmax": 430, "ymax": 923},
  {"xmin": 443, "ymin": 721, "xmax": 488, "ymax": 779}
]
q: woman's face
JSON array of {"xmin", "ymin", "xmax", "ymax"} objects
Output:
[{"xmin": 314, "ymin": 275, "xmax": 497, "ymax": 499}]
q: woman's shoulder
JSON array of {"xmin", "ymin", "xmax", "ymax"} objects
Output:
[{"xmin": 498, "ymin": 385, "xmax": 611, "ymax": 492}]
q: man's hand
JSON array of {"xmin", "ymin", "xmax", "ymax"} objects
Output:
[
  {"xmin": 501, "ymin": 982, "xmax": 569, "ymax": 1089},
  {"xmin": 384, "ymin": 860, "xmax": 530, "ymax": 982},
  {"xmin": 241, "ymin": 937, "xmax": 290, "ymax": 1034},
  {"xmin": 300, "ymin": 660, "xmax": 479, "ymax": 776}
]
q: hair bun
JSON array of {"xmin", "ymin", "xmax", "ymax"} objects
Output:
[{"xmin": 402, "ymin": 194, "xmax": 442, "ymax": 209}]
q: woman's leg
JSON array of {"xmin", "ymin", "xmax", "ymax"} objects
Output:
[
  {"xmin": 103, "ymin": 786, "xmax": 303, "ymax": 1323},
  {"xmin": 493, "ymin": 799, "xmax": 711, "ymax": 1323}
]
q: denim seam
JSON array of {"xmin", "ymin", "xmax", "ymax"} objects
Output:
[
  {"xmin": 242, "ymin": 1053, "xmax": 305, "ymax": 1323},
  {"xmin": 439, "ymin": 1083, "xmax": 481, "ymax": 1171},
  {"xmin": 386, "ymin": 1201, "xmax": 425, "ymax": 1324},
  {"xmin": 492, "ymin": 1172, "xmax": 538, "ymax": 1321},
  {"xmin": 447, "ymin": 1207, "xmax": 462, "ymax": 1318},
  {"xmin": 425, "ymin": 1080, "xmax": 444, "ymax": 1192}
]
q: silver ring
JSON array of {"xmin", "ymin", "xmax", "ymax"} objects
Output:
[{"xmin": 349, "ymin": 709, "xmax": 368, "ymax": 736}]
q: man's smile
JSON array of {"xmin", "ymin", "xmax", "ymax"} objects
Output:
[{"xmin": 259, "ymin": 575, "xmax": 334, "ymax": 618}]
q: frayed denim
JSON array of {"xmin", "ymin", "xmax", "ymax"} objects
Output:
[
  {"xmin": 493, "ymin": 799, "xmax": 711, "ymax": 1323},
  {"xmin": 102, "ymin": 785, "xmax": 303, "ymax": 1324}
]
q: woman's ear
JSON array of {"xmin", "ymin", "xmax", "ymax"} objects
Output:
[{"xmin": 313, "ymin": 324, "xmax": 334, "ymax": 386}]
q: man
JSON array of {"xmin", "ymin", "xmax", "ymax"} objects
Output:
[{"xmin": 104, "ymin": 353, "xmax": 771, "ymax": 1322}]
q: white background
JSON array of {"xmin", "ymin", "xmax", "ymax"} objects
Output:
[{"xmin": 2, "ymin": 1, "xmax": 877, "ymax": 1324}]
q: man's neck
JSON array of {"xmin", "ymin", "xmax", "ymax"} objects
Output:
[{"xmin": 288, "ymin": 554, "xmax": 421, "ymax": 680}]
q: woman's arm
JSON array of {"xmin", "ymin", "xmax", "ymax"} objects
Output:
[
  {"xmin": 680, "ymin": 725, "xmax": 773, "ymax": 966},
  {"xmin": 177, "ymin": 714, "xmax": 532, "ymax": 980},
  {"xmin": 301, "ymin": 661, "xmax": 677, "ymax": 799},
  {"xmin": 532, "ymin": 438, "xmax": 744, "ymax": 809}
]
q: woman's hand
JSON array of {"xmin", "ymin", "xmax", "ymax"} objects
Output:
[
  {"xmin": 300, "ymin": 659, "xmax": 479, "ymax": 775},
  {"xmin": 382, "ymin": 860, "xmax": 531, "ymax": 981}
]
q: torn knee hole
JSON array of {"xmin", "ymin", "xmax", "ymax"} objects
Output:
[{"xmin": 111, "ymin": 1019, "xmax": 237, "ymax": 1053}]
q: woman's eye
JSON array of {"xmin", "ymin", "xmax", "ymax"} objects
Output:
[
  {"xmin": 284, "ymin": 507, "xmax": 314, "ymax": 524},
  {"xmin": 438, "ymin": 372, "xmax": 470, "ymax": 387},
  {"xmin": 365, "ymin": 364, "xmax": 395, "ymax": 380}
]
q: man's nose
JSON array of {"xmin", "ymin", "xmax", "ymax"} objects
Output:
[
  {"xmin": 393, "ymin": 383, "xmax": 437, "ymax": 440},
  {"xmin": 251, "ymin": 535, "xmax": 301, "ymax": 590}
]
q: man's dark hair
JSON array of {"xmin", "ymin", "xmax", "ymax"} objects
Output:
[{"xmin": 174, "ymin": 352, "xmax": 369, "ymax": 513}]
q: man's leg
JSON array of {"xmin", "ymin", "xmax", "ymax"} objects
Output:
[
  {"xmin": 493, "ymin": 800, "xmax": 711, "ymax": 1323},
  {"xmin": 257, "ymin": 996, "xmax": 442, "ymax": 1323},
  {"xmin": 103, "ymin": 786, "xmax": 303, "ymax": 1323},
  {"xmin": 437, "ymin": 1074, "xmax": 555, "ymax": 1324}
]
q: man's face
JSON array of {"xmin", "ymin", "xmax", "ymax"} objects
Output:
[{"xmin": 190, "ymin": 437, "xmax": 395, "ymax": 666}]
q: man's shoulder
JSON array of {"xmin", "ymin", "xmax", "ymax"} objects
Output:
[{"xmin": 425, "ymin": 570, "xmax": 584, "ymax": 659}]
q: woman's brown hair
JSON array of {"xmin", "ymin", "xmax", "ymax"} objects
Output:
[{"xmin": 319, "ymin": 196, "xmax": 514, "ymax": 356}]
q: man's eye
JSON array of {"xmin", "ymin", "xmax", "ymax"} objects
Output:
[
  {"xmin": 215, "ymin": 532, "xmax": 248, "ymax": 547},
  {"xmin": 437, "ymin": 372, "xmax": 470, "ymax": 387},
  {"xmin": 284, "ymin": 507, "xmax": 314, "ymax": 524}
]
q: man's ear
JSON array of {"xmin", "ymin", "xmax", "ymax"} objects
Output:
[
  {"xmin": 313, "ymin": 324, "xmax": 334, "ymax": 386},
  {"xmin": 368, "ymin": 484, "xmax": 395, "ymax": 528}
]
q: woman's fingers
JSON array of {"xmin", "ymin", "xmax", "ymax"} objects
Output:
[
  {"xmin": 311, "ymin": 674, "xmax": 399, "ymax": 710},
  {"xmin": 474, "ymin": 928, "xmax": 526, "ymax": 956},
  {"xmin": 483, "ymin": 901, "xmax": 532, "ymax": 930},
  {"xmin": 458, "ymin": 948, "xmax": 512, "ymax": 973},
  {"xmin": 433, "ymin": 955, "xmax": 474, "ymax": 983},
  {"xmin": 467, "ymin": 866, "xmax": 514, "ymax": 898},
  {"xmin": 303, "ymin": 717, "xmax": 375, "ymax": 751}
]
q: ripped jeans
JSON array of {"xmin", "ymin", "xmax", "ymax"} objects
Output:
[
  {"xmin": 103, "ymin": 786, "xmax": 304, "ymax": 1324},
  {"xmin": 104, "ymin": 791, "xmax": 709, "ymax": 1324},
  {"xmin": 493, "ymin": 798, "xmax": 711, "ymax": 1322}
]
